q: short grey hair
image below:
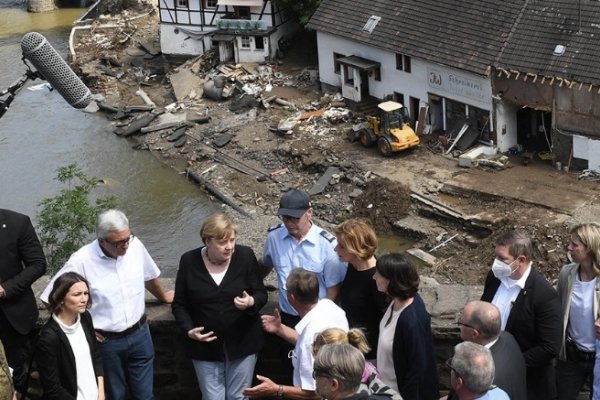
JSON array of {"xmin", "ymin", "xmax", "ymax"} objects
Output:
[
  {"xmin": 96, "ymin": 209, "xmax": 129, "ymax": 239},
  {"xmin": 451, "ymin": 342, "xmax": 494, "ymax": 394},
  {"xmin": 313, "ymin": 344, "xmax": 364, "ymax": 393}
]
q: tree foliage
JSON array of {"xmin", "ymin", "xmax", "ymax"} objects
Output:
[
  {"xmin": 273, "ymin": 0, "xmax": 321, "ymax": 25},
  {"xmin": 37, "ymin": 164, "xmax": 116, "ymax": 274}
]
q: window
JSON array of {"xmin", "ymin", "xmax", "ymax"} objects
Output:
[
  {"xmin": 394, "ymin": 92, "xmax": 405, "ymax": 105},
  {"xmin": 343, "ymin": 65, "xmax": 354, "ymax": 85},
  {"xmin": 373, "ymin": 67, "xmax": 381, "ymax": 81},
  {"xmin": 362, "ymin": 15, "xmax": 381, "ymax": 33},
  {"xmin": 176, "ymin": 0, "xmax": 188, "ymax": 7},
  {"xmin": 254, "ymin": 36, "xmax": 264, "ymax": 50},
  {"xmin": 333, "ymin": 53, "xmax": 343, "ymax": 75},
  {"xmin": 235, "ymin": 6, "xmax": 251, "ymax": 19},
  {"xmin": 396, "ymin": 53, "xmax": 411, "ymax": 73},
  {"xmin": 204, "ymin": 0, "xmax": 217, "ymax": 7},
  {"xmin": 240, "ymin": 35, "xmax": 251, "ymax": 49}
]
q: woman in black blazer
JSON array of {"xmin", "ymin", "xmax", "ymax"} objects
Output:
[
  {"xmin": 35, "ymin": 272, "xmax": 104, "ymax": 400},
  {"xmin": 172, "ymin": 212, "xmax": 267, "ymax": 400}
]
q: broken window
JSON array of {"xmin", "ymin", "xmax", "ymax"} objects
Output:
[
  {"xmin": 240, "ymin": 35, "xmax": 251, "ymax": 49},
  {"xmin": 333, "ymin": 52, "xmax": 343, "ymax": 75},
  {"xmin": 396, "ymin": 53, "xmax": 411, "ymax": 73},
  {"xmin": 362, "ymin": 16, "xmax": 381, "ymax": 33}
]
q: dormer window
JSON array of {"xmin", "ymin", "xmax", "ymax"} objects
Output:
[{"xmin": 362, "ymin": 16, "xmax": 381, "ymax": 33}]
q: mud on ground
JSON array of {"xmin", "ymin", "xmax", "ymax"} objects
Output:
[{"xmin": 71, "ymin": 2, "xmax": 599, "ymax": 286}]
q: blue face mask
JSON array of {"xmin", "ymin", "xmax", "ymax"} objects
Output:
[{"xmin": 491, "ymin": 258, "xmax": 518, "ymax": 278}]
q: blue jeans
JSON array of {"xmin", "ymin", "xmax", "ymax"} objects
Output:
[
  {"xmin": 192, "ymin": 353, "xmax": 257, "ymax": 400},
  {"xmin": 100, "ymin": 322, "xmax": 154, "ymax": 400}
]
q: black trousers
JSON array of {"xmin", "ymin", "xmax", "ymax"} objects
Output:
[{"xmin": 0, "ymin": 308, "xmax": 34, "ymax": 394}]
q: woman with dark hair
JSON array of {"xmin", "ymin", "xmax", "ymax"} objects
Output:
[
  {"xmin": 373, "ymin": 253, "xmax": 439, "ymax": 400},
  {"xmin": 35, "ymin": 272, "xmax": 104, "ymax": 400},
  {"xmin": 172, "ymin": 212, "xmax": 267, "ymax": 400}
]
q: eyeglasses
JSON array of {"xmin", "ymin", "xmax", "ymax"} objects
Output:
[
  {"xmin": 456, "ymin": 320, "xmax": 478, "ymax": 331},
  {"xmin": 104, "ymin": 234, "xmax": 134, "ymax": 248},
  {"xmin": 446, "ymin": 357, "xmax": 463, "ymax": 379},
  {"xmin": 312, "ymin": 370, "xmax": 329, "ymax": 380},
  {"xmin": 279, "ymin": 214, "xmax": 303, "ymax": 223}
]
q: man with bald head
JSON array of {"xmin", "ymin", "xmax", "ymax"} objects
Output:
[{"xmin": 455, "ymin": 301, "xmax": 527, "ymax": 400}]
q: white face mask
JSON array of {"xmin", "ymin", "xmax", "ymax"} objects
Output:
[{"xmin": 492, "ymin": 258, "xmax": 518, "ymax": 278}]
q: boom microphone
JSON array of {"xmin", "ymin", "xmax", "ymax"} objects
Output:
[{"xmin": 21, "ymin": 32, "xmax": 92, "ymax": 109}]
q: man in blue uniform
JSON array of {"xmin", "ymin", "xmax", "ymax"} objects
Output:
[{"xmin": 261, "ymin": 189, "xmax": 346, "ymax": 383}]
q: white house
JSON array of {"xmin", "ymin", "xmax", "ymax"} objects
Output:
[
  {"xmin": 158, "ymin": 0, "xmax": 297, "ymax": 63},
  {"xmin": 308, "ymin": 0, "xmax": 600, "ymax": 169}
]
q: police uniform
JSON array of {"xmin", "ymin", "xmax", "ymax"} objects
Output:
[{"xmin": 263, "ymin": 222, "xmax": 347, "ymax": 316}]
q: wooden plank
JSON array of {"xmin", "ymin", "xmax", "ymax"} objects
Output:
[
  {"xmin": 406, "ymin": 248, "xmax": 438, "ymax": 266},
  {"xmin": 416, "ymin": 105, "xmax": 428, "ymax": 135}
]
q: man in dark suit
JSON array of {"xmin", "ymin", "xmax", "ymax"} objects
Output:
[
  {"xmin": 0, "ymin": 209, "xmax": 47, "ymax": 397},
  {"xmin": 481, "ymin": 230, "xmax": 561, "ymax": 400},
  {"xmin": 457, "ymin": 300, "xmax": 527, "ymax": 400}
]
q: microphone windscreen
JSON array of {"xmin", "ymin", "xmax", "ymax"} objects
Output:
[{"xmin": 21, "ymin": 32, "xmax": 92, "ymax": 109}]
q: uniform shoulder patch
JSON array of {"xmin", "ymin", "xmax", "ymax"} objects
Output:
[
  {"xmin": 320, "ymin": 230, "xmax": 335, "ymax": 242},
  {"xmin": 268, "ymin": 223, "xmax": 283, "ymax": 232}
]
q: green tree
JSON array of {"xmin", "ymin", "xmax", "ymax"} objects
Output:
[
  {"xmin": 37, "ymin": 164, "xmax": 116, "ymax": 274},
  {"xmin": 273, "ymin": 0, "xmax": 321, "ymax": 25}
]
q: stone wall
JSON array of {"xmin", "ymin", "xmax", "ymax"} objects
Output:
[
  {"xmin": 27, "ymin": 0, "xmax": 57, "ymax": 12},
  {"xmin": 34, "ymin": 278, "xmax": 479, "ymax": 399}
]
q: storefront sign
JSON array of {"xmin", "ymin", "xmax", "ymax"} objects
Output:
[{"xmin": 427, "ymin": 67, "xmax": 488, "ymax": 102}]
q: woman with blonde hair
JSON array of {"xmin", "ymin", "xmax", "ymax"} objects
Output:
[
  {"xmin": 335, "ymin": 219, "xmax": 387, "ymax": 360},
  {"xmin": 313, "ymin": 328, "xmax": 402, "ymax": 399},
  {"xmin": 172, "ymin": 212, "xmax": 267, "ymax": 400},
  {"xmin": 556, "ymin": 222, "xmax": 600, "ymax": 399}
]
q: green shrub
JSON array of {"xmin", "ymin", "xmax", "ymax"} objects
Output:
[{"xmin": 37, "ymin": 164, "xmax": 116, "ymax": 274}]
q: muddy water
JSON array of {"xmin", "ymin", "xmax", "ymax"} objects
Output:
[{"xmin": 0, "ymin": 2, "xmax": 218, "ymax": 275}]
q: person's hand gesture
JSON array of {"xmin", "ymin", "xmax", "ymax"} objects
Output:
[
  {"xmin": 188, "ymin": 326, "xmax": 217, "ymax": 342},
  {"xmin": 243, "ymin": 375, "xmax": 279, "ymax": 398},
  {"xmin": 261, "ymin": 308, "xmax": 282, "ymax": 334},
  {"xmin": 234, "ymin": 290, "xmax": 255, "ymax": 310}
]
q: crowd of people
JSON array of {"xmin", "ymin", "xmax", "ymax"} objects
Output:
[{"xmin": 1, "ymin": 193, "xmax": 600, "ymax": 400}]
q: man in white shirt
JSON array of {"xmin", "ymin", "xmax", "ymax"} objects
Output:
[
  {"xmin": 41, "ymin": 209, "xmax": 173, "ymax": 400},
  {"xmin": 244, "ymin": 268, "xmax": 348, "ymax": 399},
  {"xmin": 480, "ymin": 230, "xmax": 561, "ymax": 400}
]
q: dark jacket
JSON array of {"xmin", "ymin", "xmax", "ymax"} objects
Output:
[
  {"xmin": 490, "ymin": 331, "xmax": 527, "ymax": 400},
  {"xmin": 35, "ymin": 311, "xmax": 103, "ymax": 400},
  {"xmin": 481, "ymin": 268, "xmax": 562, "ymax": 400},
  {"xmin": 392, "ymin": 293, "xmax": 439, "ymax": 400},
  {"xmin": 0, "ymin": 209, "xmax": 46, "ymax": 335},
  {"xmin": 172, "ymin": 244, "xmax": 267, "ymax": 361}
]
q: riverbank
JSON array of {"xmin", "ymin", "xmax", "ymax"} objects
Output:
[{"xmin": 69, "ymin": 1, "xmax": 600, "ymax": 286}]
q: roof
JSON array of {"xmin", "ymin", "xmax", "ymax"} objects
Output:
[
  {"xmin": 307, "ymin": 0, "xmax": 524, "ymax": 76},
  {"xmin": 494, "ymin": 0, "xmax": 600, "ymax": 87},
  {"xmin": 308, "ymin": 0, "xmax": 600, "ymax": 87},
  {"xmin": 378, "ymin": 101, "xmax": 403, "ymax": 112}
]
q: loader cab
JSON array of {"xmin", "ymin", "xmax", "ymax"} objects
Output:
[{"xmin": 379, "ymin": 101, "xmax": 410, "ymax": 131}]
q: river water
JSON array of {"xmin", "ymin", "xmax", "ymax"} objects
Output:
[{"xmin": 0, "ymin": 1, "xmax": 218, "ymax": 275}]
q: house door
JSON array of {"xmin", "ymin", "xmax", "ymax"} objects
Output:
[{"xmin": 359, "ymin": 70, "xmax": 369, "ymax": 102}]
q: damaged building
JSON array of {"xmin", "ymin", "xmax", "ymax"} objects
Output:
[
  {"xmin": 307, "ymin": 0, "xmax": 600, "ymax": 170},
  {"xmin": 158, "ymin": 0, "xmax": 297, "ymax": 63}
]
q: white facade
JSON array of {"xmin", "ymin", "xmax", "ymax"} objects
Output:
[
  {"xmin": 316, "ymin": 31, "xmax": 494, "ymax": 138},
  {"xmin": 159, "ymin": 0, "xmax": 297, "ymax": 61}
]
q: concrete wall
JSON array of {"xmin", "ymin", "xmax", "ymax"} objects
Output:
[{"xmin": 28, "ymin": 0, "xmax": 57, "ymax": 12}]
